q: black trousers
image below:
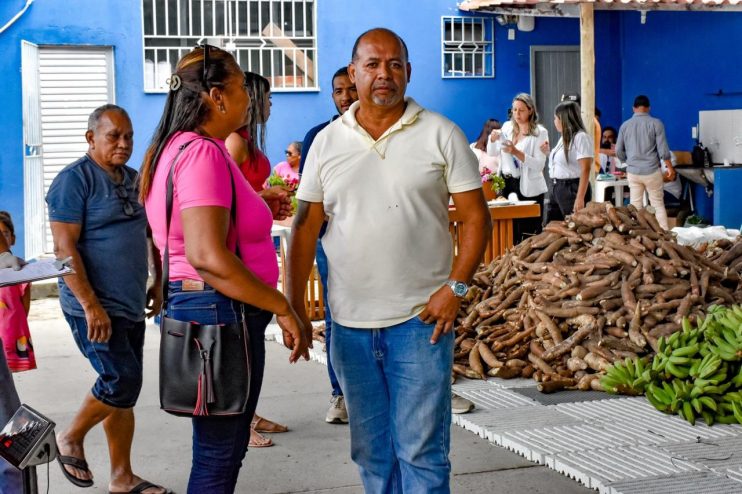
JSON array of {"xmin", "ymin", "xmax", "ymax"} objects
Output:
[
  {"xmin": 547, "ymin": 179, "xmax": 592, "ymax": 222},
  {"xmin": 502, "ymin": 175, "xmax": 545, "ymax": 244}
]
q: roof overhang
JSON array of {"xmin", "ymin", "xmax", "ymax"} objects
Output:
[{"xmin": 458, "ymin": 0, "xmax": 742, "ymax": 16}]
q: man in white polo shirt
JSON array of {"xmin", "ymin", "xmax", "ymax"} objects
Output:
[{"xmin": 287, "ymin": 27, "xmax": 490, "ymax": 494}]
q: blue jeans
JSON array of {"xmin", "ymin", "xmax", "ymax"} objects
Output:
[
  {"xmin": 63, "ymin": 313, "xmax": 145, "ymax": 408},
  {"xmin": 315, "ymin": 238, "xmax": 342, "ymax": 397},
  {"xmin": 166, "ymin": 282, "xmax": 272, "ymax": 494},
  {"xmin": 331, "ymin": 317, "xmax": 454, "ymax": 494}
]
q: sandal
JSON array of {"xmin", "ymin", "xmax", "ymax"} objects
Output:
[
  {"xmin": 57, "ymin": 454, "xmax": 94, "ymax": 488},
  {"xmin": 109, "ymin": 480, "xmax": 174, "ymax": 493},
  {"xmin": 251, "ymin": 414, "xmax": 288, "ymax": 433},
  {"xmin": 248, "ymin": 427, "xmax": 273, "ymax": 448}
]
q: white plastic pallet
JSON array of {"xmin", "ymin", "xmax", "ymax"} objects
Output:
[
  {"xmin": 604, "ymin": 470, "xmax": 742, "ymax": 494},
  {"xmin": 457, "ymin": 406, "xmax": 584, "ymax": 444},
  {"xmin": 555, "ymin": 397, "xmax": 742, "ymax": 442},
  {"xmin": 451, "ymin": 383, "xmax": 539, "ymax": 410},
  {"xmin": 660, "ymin": 436, "xmax": 742, "ymax": 475},
  {"xmin": 551, "ymin": 444, "xmax": 702, "ymax": 492}
]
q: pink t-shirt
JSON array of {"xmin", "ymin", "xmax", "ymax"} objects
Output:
[
  {"xmin": 272, "ymin": 161, "xmax": 300, "ymax": 184},
  {"xmin": 145, "ymin": 131, "xmax": 279, "ymax": 288}
]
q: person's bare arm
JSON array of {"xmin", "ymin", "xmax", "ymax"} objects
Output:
[
  {"xmin": 22, "ymin": 284, "xmax": 31, "ymax": 315},
  {"xmin": 145, "ymin": 227, "xmax": 163, "ymax": 318},
  {"xmin": 181, "ymin": 206, "xmax": 309, "ymax": 362},
  {"xmin": 286, "ymin": 200, "xmax": 326, "ymax": 342},
  {"xmin": 225, "ymin": 132, "xmax": 248, "ymax": 165},
  {"xmin": 420, "ymin": 189, "xmax": 491, "ymax": 344},
  {"xmin": 574, "ymin": 157, "xmax": 592, "ymax": 213},
  {"xmin": 51, "ymin": 221, "xmax": 111, "ymax": 343}
]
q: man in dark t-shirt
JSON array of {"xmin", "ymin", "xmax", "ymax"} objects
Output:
[{"xmin": 46, "ymin": 105, "xmax": 169, "ymax": 494}]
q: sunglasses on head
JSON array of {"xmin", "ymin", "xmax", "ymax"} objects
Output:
[
  {"xmin": 285, "ymin": 150, "xmax": 296, "ymax": 156},
  {"xmin": 197, "ymin": 43, "xmax": 217, "ymax": 83},
  {"xmin": 115, "ymin": 184, "xmax": 135, "ymax": 217}
]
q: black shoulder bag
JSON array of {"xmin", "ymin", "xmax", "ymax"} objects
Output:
[{"xmin": 158, "ymin": 138, "xmax": 251, "ymax": 417}]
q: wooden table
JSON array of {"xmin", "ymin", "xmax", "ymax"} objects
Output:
[{"xmin": 448, "ymin": 203, "xmax": 541, "ymax": 263}]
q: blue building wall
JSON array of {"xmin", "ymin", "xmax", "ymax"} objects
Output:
[
  {"xmin": 618, "ymin": 10, "xmax": 742, "ymax": 150},
  {"xmin": 0, "ymin": 0, "xmax": 740, "ymax": 255}
]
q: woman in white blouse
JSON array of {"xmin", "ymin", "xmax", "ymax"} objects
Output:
[
  {"xmin": 487, "ymin": 93, "xmax": 548, "ymax": 241},
  {"xmin": 546, "ymin": 100, "xmax": 593, "ymax": 219}
]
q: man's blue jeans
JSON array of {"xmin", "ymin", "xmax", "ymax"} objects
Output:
[
  {"xmin": 331, "ymin": 317, "xmax": 454, "ymax": 494},
  {"xmin": 315, "ymin": 238, "xmax": 342, "ymax": 397},
  {"xmin": 166, "ymin": 282, "xmax": 272, "ymax": 494}
]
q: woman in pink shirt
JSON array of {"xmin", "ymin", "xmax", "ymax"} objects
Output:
[
  {"xmin": 139, "ymin": 46, "xmax": 309, "ymax": 494},
  {"xmin": 272, "ymin": 141, "xmax": 302, "ymax": 186}
]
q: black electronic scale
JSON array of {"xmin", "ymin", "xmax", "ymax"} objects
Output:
[{"xmin": 0, "ymin": 404, "xmax": 57, "ymax": 494}]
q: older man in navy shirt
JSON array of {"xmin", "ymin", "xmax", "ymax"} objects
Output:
[{"xmin": 46, "ymin": 105, "xmax": 169, "ymax": 494}]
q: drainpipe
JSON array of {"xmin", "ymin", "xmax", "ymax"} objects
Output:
[{"xmin": 0, "ymin": 0, "xmax": 34, "ymax": 35}]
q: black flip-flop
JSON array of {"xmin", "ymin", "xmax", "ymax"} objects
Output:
[
  {"xmin": 56, "ymin": 454, "xmax": 94, "ymax": 488},
  {"xmin": 109, "ymin": 480, "xmax": 174, "ymax": 494}
]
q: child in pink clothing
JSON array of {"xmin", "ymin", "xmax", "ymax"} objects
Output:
[{"xmin": 0, "ymin": 212, "xmax": 34, "ymax": 372}]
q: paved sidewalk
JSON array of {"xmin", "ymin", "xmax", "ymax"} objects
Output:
[{"xmin": 13, "ymin": 299, "xmax": 590, "ymax": 493}]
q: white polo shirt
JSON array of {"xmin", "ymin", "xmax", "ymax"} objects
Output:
[{"xmin": 297, "ymin": 97, "xmax": 482, "ymax": 328}]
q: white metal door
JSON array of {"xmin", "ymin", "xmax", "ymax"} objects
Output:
[
  {"xmin": 21, "ymin": 41, "xmax": 44, "ymax": 259},
  {"xmin": 22, "ymin": 45, "xmax": 115, "ymax": 257}
]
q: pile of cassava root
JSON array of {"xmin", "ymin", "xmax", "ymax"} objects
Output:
[{"xmin": 454, "ymin": 201, "xmax": 742, "ymax": 393}]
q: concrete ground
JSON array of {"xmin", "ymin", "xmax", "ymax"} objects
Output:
[{"xmin": 13, "ymin": 299, "xmax": 591, "ymax": 493}]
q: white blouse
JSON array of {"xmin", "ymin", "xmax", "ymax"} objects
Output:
[
  {"xmin": 549, "ymin": 131, "xmax": 593, "ymax": 179},
  {"xmin": 486, "ymin": 120, "xmax": 548, "ymax": 197}
]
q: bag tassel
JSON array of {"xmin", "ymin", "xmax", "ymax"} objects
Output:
[{"xmin": 193, "ymin": 339, "xmax": 210, "ymax": 416}]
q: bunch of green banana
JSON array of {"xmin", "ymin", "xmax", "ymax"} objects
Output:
[
  {"xmin": 634, "ymin": 305, "xmax": 742, "ymax": 426},
  {"xmin": 600, "ymin": 357, "xmax": 649, "ymax": 396},
  {"xmin": 705, "ymin": 307, "xmax": 742, "ymax": 361},
  {"xmin": 651, "ymin": 320, "xmax": 702, "ymax": 379}
]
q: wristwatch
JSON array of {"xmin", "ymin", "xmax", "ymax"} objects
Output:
[{"xmin": 446, "ymin": 280, "xmax": 469, "ymax": 298}]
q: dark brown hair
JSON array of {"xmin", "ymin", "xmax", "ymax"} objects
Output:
[
  {"xmin": 0, "ymin": 211, "xmax": 14, "ymax": 237},
  {"xmin": 242, "ymin": 72, "xmax": 270, "ymax": 163},
  {"xmin": 554, "ymin": 101, "xmax": 586, "ymax": 161},
  {"xmin": 474, "ymin": 119, "xmax": 501, "ymax": 152},
  {"xmin": 139, "ymin": 46, "xmax": 243, "ymax": 201}
]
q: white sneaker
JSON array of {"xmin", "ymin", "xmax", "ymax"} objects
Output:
[
  {"xmin": 451, "ymin": 393, "xmax": 475, "ymax": 414},
  {"xmin": 325, "ymin": 395, "xmax": 349, "ymax": 424}
]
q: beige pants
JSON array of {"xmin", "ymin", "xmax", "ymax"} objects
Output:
[{"xmin": 627, "ymin": 170, "xmax": 668, "ymax": 230}]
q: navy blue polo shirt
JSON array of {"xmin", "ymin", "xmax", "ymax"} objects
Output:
[{"xmin": 46, "ymin": 155, "xmax": 148, "ymax": 321}]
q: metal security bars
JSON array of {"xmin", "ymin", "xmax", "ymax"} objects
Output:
[
  {"xmin": 441, "ymin": 16, "xmax": 494, "ymax": 78},
  {"xmin": 142, "ymin": 0, "xmax": 317, "ymax": 92}
]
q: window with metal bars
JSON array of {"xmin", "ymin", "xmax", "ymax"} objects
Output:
[
  {"xmin": 141, "ymin": 0, "xmax": 317, "ymax": 92},
  {"xmin": 441, "ymin": 16, "xmax": 494, "ymax": 79}
]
